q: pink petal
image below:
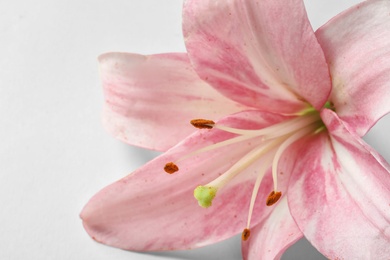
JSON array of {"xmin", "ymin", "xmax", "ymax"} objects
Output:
[
  {"xmin": 100, "ymin": 52, "xmax": 247, "ymax": 151},
  {"xmin": 315, "ymin": 0, "xmax": 390, "ymax": 136},
  {"xmin": 183, "ymin": 0, "xmax": 331, "ymax": 113},
  {"xmin": 81, "ymin": 110, "xmax": 292, "ymax": 251},
  {"xmin": 242, "ymin": 197, "xmax": 302, "ymax": 260},
  {"xmin": 287, "ymin": 109, "xmax": 390, "ymax": 259}
]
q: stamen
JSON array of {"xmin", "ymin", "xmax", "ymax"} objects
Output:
[
  {"xmin": 246, "ymin": 155, "xmax": 273, "ymax": 229},
  {"xmin": 171, "ymin": 112, "xmax": 322, "ymax": 223},
  {"xmin": 193, "ymin": 186, "xmax": 217, "ymax": 208},
  {"xmin": 271, "ymin": 123, "xmax": 318, "ymax": 192},
  {"xmin": 242, "ymin": 228, "xmax": 251, "ymax": 241},
  {"xmin": 190, "ymin": 119, "xmax": 215, "ymax": 129},
  {"xmin": 263, "ymin": 113, "xmax": 320, "ymax": 140},
  {"xmin": 176, "ymin": 134, "xmax": 258, "ymax": 164},
  {"xmin": 164, "ymin": 135, "xmax": 261, "ymax": 175},
  {"xmin": 164, "ymin": 162, "xmax": 179, "ymax": 174},
  {"xmin": 212, "ymin": 114, "xmax": 318, "ymax": 137},
  {"xmin": 266, "ymin": 191, "xmax": 282, "ymax": 206},
  {"xmin": 194, "ymin": 138, "xmax": 287, "ymax": 211},
  {"xmin": 170, "ymin": 114, "xmax": 320, "ymax": 175}
]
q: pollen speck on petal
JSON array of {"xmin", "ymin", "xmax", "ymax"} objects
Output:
[{"xmin": 266, "ymin": 191, "xmax": 282, "ymax": 206}]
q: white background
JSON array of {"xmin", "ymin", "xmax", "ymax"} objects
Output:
[{"xmin": 1, "ymin": 0, "xmax": 388, "ymax": 259}]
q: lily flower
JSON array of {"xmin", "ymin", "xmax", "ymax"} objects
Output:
[{"xmin": 81, "ymin": 0, "xmax": 390, "ymax": 259}]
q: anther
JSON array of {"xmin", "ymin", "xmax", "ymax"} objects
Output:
[
  {"xmin": 242, "ymin": 228, "xmax": 251, "ymax": 241},
  {"xmin": 266, "ymin": 191, "xmax": 282, "ymax": 206},
  {"xmin": 164, "ymin": 162, "xmax": 179, "ymax": 174},
  {"xmin": 190, "ymin": 119, "xmax": 215, "ymax": 129}
]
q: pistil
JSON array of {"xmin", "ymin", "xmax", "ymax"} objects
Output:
[
  {"xmin": 191, "ymin": 138, "xmax": 284, "ymax": 208},
  {"xmin": 163, "ymin": 111, "xmax": 324, "ymax": 241},
  {"xmin": 163, "ymin": 134, "xmax": 258, "ymax": 173}
]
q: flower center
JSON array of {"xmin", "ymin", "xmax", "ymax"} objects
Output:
[{"xmin": 164, "ymin": 108, "xmax": 325, "ymax": 240}]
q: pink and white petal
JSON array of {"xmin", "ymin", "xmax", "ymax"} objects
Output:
[
  {"xmin": 81, "ymin": 110, "xmax": 292, "ymax": 251},
  {"xmin": 242, "ymin": 197, "xmax": 302, "ymax": 260},
  {"xmin": 100, "ymin": 52, "xmax": 247, "ymax": 151},
  {"xmin": 287, "ymin": 110, "xmax": 390, "ymax": 259},
  {"xmin": 316, "ymin": 0, "xmax": 390, "ymax": 136},
  {"xmin": 183, "ymin": 0, "xmax": 331, "ymax": 113}
]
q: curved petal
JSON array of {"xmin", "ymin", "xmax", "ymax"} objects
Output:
[
  {"xmin": 287, "ymin": 109, "xmax": 390, "ymax": 259},
  {"xmin": 315, "ymin": 0, "xmax": 390, "ymax": 136},
  {"xmin": 183, "ymin": 0, "xmax": 331, "ymax": 113},
  {"xmin": 100, "ymin": 52, "xmax": 247, "ymax": 151},
  {"xmin": 242, "ymin": 197, "xmax": 302, "ymax": 260},
  {"xmin": 81, "ymin": 110, "xmax": 292, "ymax": 251}
]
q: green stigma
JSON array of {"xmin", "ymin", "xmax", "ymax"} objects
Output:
[{"xmin": 194, "ymin": 185, "xmax": 217, "ymax": 208}]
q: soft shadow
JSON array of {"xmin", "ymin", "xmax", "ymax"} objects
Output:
[
  {"xmin": 282, "ymin": 238, "xmax": 326, "ymax": 260},
  {"xmin": 120, "ymin": 143, "xmax": 162, "ymax": 169},
  {"xmin": 135, "ymin": 236, "xmax": 325, "ymax": 260},
  {"xmin": 362, "ymin": 114, "xmax": 390, "ymax": 162},
  {"xmin": 140, "ymin": 235, "xmax": 242, "ymax": 260},
  {"xmin": 126, "ymin": 145, "xmax": 162, "ymax": 163}
]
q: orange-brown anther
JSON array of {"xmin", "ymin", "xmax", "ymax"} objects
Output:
[
  {"xmin": 190, "ymin": 119, "xmax": 215, "ymax": 129},
  {"xmin": 164, "ymin": 162, "xmax": 179, "ymax": 174},
  {"xmin": 266, "ymin": 191, "xmax": 282, "ymax": 206},
  {"xmin": 242, "ymin": 228, "xmax": 251, "ymax": 241}
]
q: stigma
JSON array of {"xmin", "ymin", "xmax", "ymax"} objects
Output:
[
  {"xmin": 163, "ymin": 110, "xmax": 324, "ymax": 241},
  {"xmin": 193, "ymin": 186, "xmax": 217, "ymax": 208}
]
